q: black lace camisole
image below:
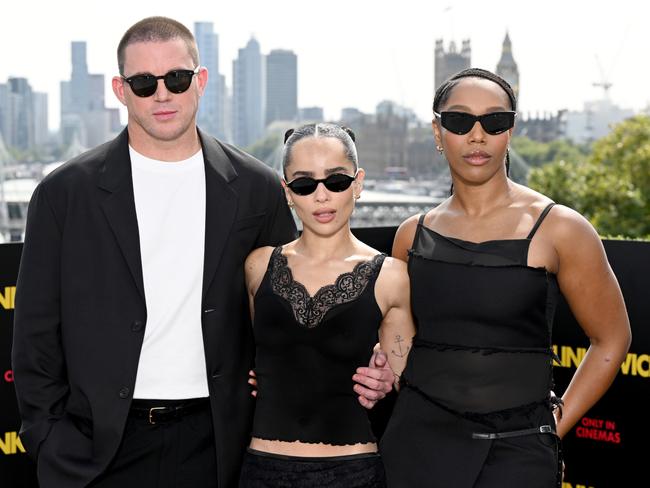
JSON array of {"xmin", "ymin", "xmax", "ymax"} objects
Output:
[{"xmin": 251, "ymin": 246, "xmax": 386, "ymax": 445}]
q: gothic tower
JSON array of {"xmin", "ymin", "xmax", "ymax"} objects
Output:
[
  {"xmin": 434, "ymin": 39, "xmax": 471, "ymax": 93},
  {"xmin": 496, "ymin": 31, "xmax": 520, "ymax": 100}
]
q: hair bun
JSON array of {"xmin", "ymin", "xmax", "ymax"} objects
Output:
[
  {"xmin": 340, "ymin": 126, "xmax": 356, "ymax": 143},
  {"xmin": 283, "ymin": 128, "xmax": 295, "ymax": 144}
]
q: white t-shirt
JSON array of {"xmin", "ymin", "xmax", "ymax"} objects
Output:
[{"xmin": 129, "ymin": 146, "xmax": 209, "ymax": 399}]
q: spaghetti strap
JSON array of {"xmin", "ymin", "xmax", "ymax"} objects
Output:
[
  {"xmin": 413, "ymin": 214, "xmax": 426, "ymax": 245},
  {"xmin": 526, "ymin": 203, "xmax": 556, "ymax": 239}
]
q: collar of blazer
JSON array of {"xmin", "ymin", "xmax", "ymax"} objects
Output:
[
  {"xmin": 96, "ymin": 126, "xmax": 240, "ymax": 302},
  {"xmin": 97, "ymin": 126, "xmax": 238, "ymax": 192}
]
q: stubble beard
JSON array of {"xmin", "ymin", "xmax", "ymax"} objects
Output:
[{"xmin": 130, "ymin": 109, "xmax": 197, "ymax": 145}]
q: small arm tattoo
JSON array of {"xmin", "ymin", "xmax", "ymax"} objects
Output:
[{"xmin": 391, "ymin": 334, "xmax": 410, "ymax": 358}]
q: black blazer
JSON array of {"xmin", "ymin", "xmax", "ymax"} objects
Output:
[{"xmin": 12, "ymin": 128, "xmax": 297, "ymax": 488}]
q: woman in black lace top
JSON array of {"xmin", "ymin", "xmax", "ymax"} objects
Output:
[
  {"xmin": 379, "ymin": 68, "xmax": 632, "ymax": 487},
  {"xmin": 239, "ymin": 123, "xmax": 416, "ymax": 488}
]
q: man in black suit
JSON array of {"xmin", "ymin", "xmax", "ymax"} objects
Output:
[{"xmin": 12, "ymin": 17, "xmax": 392, "ymax": 488}]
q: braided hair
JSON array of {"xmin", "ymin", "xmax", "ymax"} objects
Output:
[
  {"xmin": 282, "ymin": 123, "xmax": 358, "ymax": 177},
  {"xmin": 433, "ymin": 67, "xmax": 517, "ymax": 113},
  {"xmin": 433, "ymin": 68, "xmax": 517, "ymax": 193}
]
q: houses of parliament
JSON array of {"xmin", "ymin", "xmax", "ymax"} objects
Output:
[{"xmin": 435, "ymin": 32, "xmax": 564, "ymax": 143}]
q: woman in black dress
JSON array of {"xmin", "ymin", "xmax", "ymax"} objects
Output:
[
  {"xmin": 380, "ymin": 68, "xmax": 631, "ymax": 487},
  {"xmin": 240, "ymin": 124, "xmax": 416, "ymax": 488}
]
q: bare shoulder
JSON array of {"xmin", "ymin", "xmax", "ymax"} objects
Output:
[
  {"xmin": 544, "ymin": 204, "xmax": 601, "ymax": 245},
  {"xmin": 246, "ymin": 245, "xmax": 275, "ymax": 267},
  {"xmin": 392, "ymin": 213, "xmax": 422, "ymax": 261},
  {"xmin": 396, "ymin": 214, "xmax": 420, "ymax": 237},
  {"xmin": 376, "ymin": 256, "xmax": 410, "ymax": 301},
  {"xmin": 379, "ymin": 255, "xmax": 409, "ymax": 277},
  {"xmin": 245, "ymin": 246, "xmax": 276, "ymax": 287},
  {"xmin": 541, "ymin": 205, "xmax": 607, "ymax": 276}
]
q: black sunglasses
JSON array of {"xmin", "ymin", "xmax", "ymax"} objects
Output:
[
  {"xmin": 435, "ymin": 111, "xmax": 516, "ymax": 135},
  {"xmin": 122, "ymin": 67, "xmax": 200, "ymax": 97},
  {"xmin": 285, "ymin": 172, "xmax": 357, "ymax": 196}
]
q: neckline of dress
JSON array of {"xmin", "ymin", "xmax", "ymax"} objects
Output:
[
  {"xmin": 273, "ymin": 247, "xmax": 384, "ymax": 300},
  {"xmin": 418, "ymin": 222, "xmax": 532, "ymax": 246},
  {"xmin": 415, "ymin": 224, "xmax": 555, "ymax": 275}
]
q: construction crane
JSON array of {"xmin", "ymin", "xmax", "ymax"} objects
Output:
[{"xmin": 592, "ymin": 54, "xmax": 613, "ymax": 100}]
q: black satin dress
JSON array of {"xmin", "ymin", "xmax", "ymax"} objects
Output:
[{"xmin": 380, "ymin": 204, "xmax": 563, "ymax": 488}]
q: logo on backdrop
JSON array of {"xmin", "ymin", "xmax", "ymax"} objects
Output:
[
  {"xmin": 0, "ymin": 286, "xmax": 15, "ymax": 310},
  {"xmin": 575, "ymin": 416, "xmax": 622, "ymax": 444},
  {"xmin": 0, "ymin": 432, "xmax": 25, "ymax": 455},
  {"xmin": 553, "ymin": 345, "xmax": 650, "ymax": 378}
]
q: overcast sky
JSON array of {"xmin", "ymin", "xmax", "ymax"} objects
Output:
[{"xmin": 2, "ymin": 0, "xmax": 648, "ymax": 129}]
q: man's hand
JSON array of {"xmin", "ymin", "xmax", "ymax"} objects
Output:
[
  {"xmin": 352, "ymin": 348, "xmax": 394, "ymax": 409},
  {"xmin": 248, "ymin": 370, "xmax": 258, "ymax": 397}
]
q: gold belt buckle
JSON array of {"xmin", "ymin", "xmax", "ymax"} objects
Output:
[{"xmin": 148, "ymin": 406, "xmax": 167, "ymax": 425}]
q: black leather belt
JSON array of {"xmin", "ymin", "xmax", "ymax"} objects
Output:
[
  {"xmin": 129, "ymin": 398, "xmax": 210, "ymax": 425},
  {"xmin": 472, "ymin": 424, "xmax": 554, "ymax": 440}
]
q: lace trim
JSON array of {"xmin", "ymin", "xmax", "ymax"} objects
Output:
[
  {"xmin": 270, "ymin": 247, "xmax": 385, "ymax": 328},
  {"xmin": 251, "ymin": 434, "xmax": 376, "ymax": 447}
]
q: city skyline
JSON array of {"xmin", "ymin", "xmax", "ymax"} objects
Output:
[{"xmin": 2, "ymin": 0, "xmax": 648, "ymax": 131}]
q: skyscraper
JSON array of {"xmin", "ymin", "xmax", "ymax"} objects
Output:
[
  {"xmin": 0, "ymin": 77, "xmax": 47, "ymax": 150},
  {"xmin": 10, "ymin": 78, "xmax": 35, "ymax": 150},
  {"xmin": 33, "ymin": 92, "xmax": 49, "ymax": 146},
  {"xmin": 220, "ymin": 73, "xmax": 231, "ymax": 142},
  {"xmin": 194, "ymin": 22, "xmax": 225, "ymax": 140},
  {"xmin": 60, "ymin": 41, "xmax": 114, "ymax": 148},
  {"xmin": 434, "ymin": 39, "xmax": 471, "ymax": 92},
  {"xmin": 233, "ymin": 37, "xmax": 265, "ymax": 148},
  {"xmin": 496, "ymin": 32, "xmax": 520, "ymax": 100},
  {"xmin": 69, "ymin": 41, "xmax": 89, "ymax": 113},
  {"xmin": 0, "ymin": 83, "xmax": 10, "ymax": 147},
  {"xmin": 265, "ymin": 49, "xmax": 297, "ymax": 126}
]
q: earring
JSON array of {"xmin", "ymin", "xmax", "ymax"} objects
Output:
[
  {"xmin": 287, "ymin": 200, "xmax": 294, "ymax": 208},
  {"xmin": 436, "ymin": 145, "xmax": 444, "ymax": 155},
  {"xmin": 353, "ymin": 194, "xmax": 360, "ymax": 200}
]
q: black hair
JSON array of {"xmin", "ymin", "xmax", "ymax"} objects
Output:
[
  {"xmin": 433, "ymin": 68, "xmax": 517, "ymax": 194},
  {"xmin": 433, "ymin": 67, "xmax": 517, "ymax": 113},
  {"xmin": 282, "ymin": 123, "xmax": 358, "ymax": 177}
]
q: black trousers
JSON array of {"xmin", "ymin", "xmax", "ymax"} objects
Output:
[{"xmin": 89, "ymin": 401, "xmax": 217, "ymax": 488}]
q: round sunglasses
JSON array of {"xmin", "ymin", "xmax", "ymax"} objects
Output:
[
  {"xmin": 122, "ymin": 66, "xmax": 200, "ymax": 97},
  {"xmin": 285, "ymin": 172, "xmax": 357, "ymax": 196},
  {"xmin": 435, "ymin": 111, "xmax": 516, "ymax": 135}
]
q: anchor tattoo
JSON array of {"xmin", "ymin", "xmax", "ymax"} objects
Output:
[{"xmin": 391, "ymin": 335, "xmax": 410, "ymax": 358}]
